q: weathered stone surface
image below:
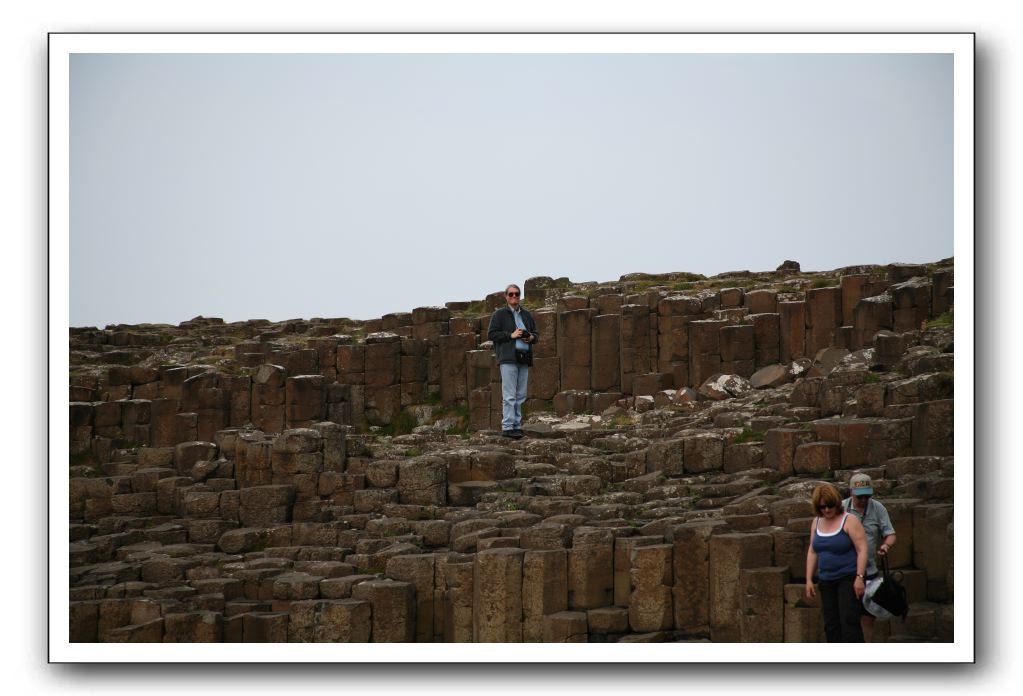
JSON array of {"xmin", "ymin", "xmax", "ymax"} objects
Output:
[
  {"xmin": 783, "ymin": 583, "xmax": 824, "ymax": 642},
  {"xmin": 792, "ymin": 441, "xmax": 841, "ymax": 475},
  {"xmin": 542, "ymin": 611, "xmax": 588, "ymax": 643},
  {"xmin": 628, "ymin": 544, "xmax": 674, "ymax": 632},
  {"xmin": 586, "ymin": 606, "xmax": 630, "ymax": 635},
  {"xmin": 750, "ymin": 363, "xmax": 790, "ymax": 389},
  {"xmin": 288, "ymin": 599, "xmax": 369, "ymax": 642},
  {"xmin": 242, "ymin": 612, "xmax": 289, "ymax": 642},
  {"xmin": 668, "ymin": 520, "xmax": 725, "ymax": 632},
  {"xmin": 352, "ymin": 579, "xmax": 415, "ymax": 642},
  {"xmin": 102, "ymin": 618, "xmax": 164, "ymax": 643},
  {"xmin": 473, "ymin": 548, "xmax": 525, "ymax": 642},
  {"xmin": 709, "ymin": 533, "xmax": 773, "ymax": 642},
  {"xmin": 567, "ymin": 528, "xmax": 614, "ymax": 610},
  {"xmin": 913, "ymin": 504, "xmax": 954, "ymax": 601},
  {"xmin": 66, "ymin": 257, "xmax": 955, "ymax": 645},
  {"xmin": 442, "ymin": 561, "xmax": 474, "ymax": 643},
  {"xmin": 174, "ymin": 441, "xmax": 218, "ymax": 476},
  {"xmin": 522, "ymin": 550, "xmax": 568, "ymax": 642},
  {"xmin": 397, "ymin": 458, "xmax": 447, "ymax": 506},
  {"xmin": 645, "ymin": 439, "xmax": 685, "ymax": 477},
  {"xmin": 739, "ymin": 567, "xmax": 788, "ymax": 642},
  {"xmin": 386, "ymin": 554, "xmax": 436, "ymax": 643},
  {"xmin": 699, "ymin": 373, "xmax": 752, "ymax": 400},
  {"xmin": 683, "ymin": 434, "xmax": 724, "ymax": 474},
  {"xmin": 764, "ymin": 428, "xmax": 815, "ymax": 476},
  {"xmin": 163, "ymin": 611, "xmax": 222, "ymax": 642},
  {"xmin": 611, "ymin": 535, "xmax": 660, "ymax": 607},
  {"xmin": 519, "ymin": 523, "xmax": 573, "ymax": 550}
]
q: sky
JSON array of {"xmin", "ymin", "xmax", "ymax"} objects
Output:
[{"xmin": 69, "ymin": 52, "xmax": 953, "ymax": 327}]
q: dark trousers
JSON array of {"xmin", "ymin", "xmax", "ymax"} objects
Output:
[{"xmin": 819, "ymin": 576, "xmax": 865, "ymax": 642}]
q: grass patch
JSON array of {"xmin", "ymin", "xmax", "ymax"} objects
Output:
[
  {"xmin": 731, "ymin": 427, "xmax": 766, "ymax": 444},
  {"xmin": 445, "ymin": 422, "xmax": 470, "ymax": 437},
  {"xmin": 423, "ymin": 391, "xmax": 442, "ymax": 405},
  {"xmin": 925, "ymin": 310, "xmax": 954, "ymax": 329},
  {"xmin": 378, "ymin": 410, "xmax": 418, "ymax": 437},
  {"xmin": 809, "ymin": 278, "xmax": 838, "ymax": 289},
  {"xmin": 429, "ymin": 403, "xmax": 470, "ymax": 436},
  {"xmin": 625, "ymin": 280, "xmax": 670, "ymax": 293},
  {"xmin": 864, "ymin": 372, "xmax": 881, "ymax": 384},
  {"xmin": 214, "ymin": 362, "xmax": 250, "ymax": 377},
  {"xmin": 454, "ymin": 301, "xmax": 489, "ymax": 318},
  {"xmin": 602, "ymin": 414, "xmax": 633, "ymax": 429},
  {"xmin": 522, "ymin": 400, "xmax": 552, "ymax": 417}
]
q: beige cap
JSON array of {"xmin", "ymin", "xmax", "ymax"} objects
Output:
[{"xmin": 849, "ymin": 472, "xmax": 874, "ymax": 496}]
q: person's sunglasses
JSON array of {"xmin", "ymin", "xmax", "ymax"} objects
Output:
[
  {"xmin": 818, "ymin": 503, "xmax": 836, "ymax": 510},
  {"xmin": 507, "ymin": 292, "xmax": 520, "ymax": 297}
]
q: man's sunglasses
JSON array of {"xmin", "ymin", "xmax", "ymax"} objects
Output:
[{"xmin": 507, "ymin": 292, "xmax": 520, "ymax": 297}]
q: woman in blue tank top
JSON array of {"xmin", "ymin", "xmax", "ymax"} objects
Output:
[{"xmin": 805, "ymin": 483, "xmax": 869, "ymax": 642}]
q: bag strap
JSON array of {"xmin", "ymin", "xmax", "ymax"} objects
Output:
[{"xmin": 880, "ymin": 553, "xmax": 907, "ymax": 585}]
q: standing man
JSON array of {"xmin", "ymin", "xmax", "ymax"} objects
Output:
[
  {"xmin": 843, "ymin": 472, "xmax": 897, "ymax": 642},
  {"xmin": 487, "ymin": 283, "xmax": 539, "ymax": 439}
]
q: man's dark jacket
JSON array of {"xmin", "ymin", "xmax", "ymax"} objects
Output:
[{"xmin": 487, "ymin": 306, "xmax": 540, "ymax": 365}]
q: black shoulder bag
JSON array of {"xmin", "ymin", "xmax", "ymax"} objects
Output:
[
  {"xmin": 514, "ymin": 316, "xmax": 534, "ymax": 366},
  {"xmin": 871, "ymin": 554, "xmax": 909, "ymax": 621}
]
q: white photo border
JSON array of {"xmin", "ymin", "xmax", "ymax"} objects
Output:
[{"xmin": 49, "ymin": 31, "xmax": 974, "ymax": 663}]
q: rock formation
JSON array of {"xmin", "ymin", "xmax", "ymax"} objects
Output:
[{"xmin": 67, "ymin": 259, "xmax": 955, "ymax": 643}]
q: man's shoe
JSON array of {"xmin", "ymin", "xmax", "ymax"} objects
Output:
[
  {"xmin": 513, "ymin": 428, "xmax": 526, "ymax": 438},
  {"xmin": 502, "ymin": 430, "xmax": 519, "ymax": 439}
]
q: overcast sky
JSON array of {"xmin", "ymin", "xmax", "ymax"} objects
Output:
[{"xmin": 69, "ymin": 52, "xmax": 952, "ymax": 327}]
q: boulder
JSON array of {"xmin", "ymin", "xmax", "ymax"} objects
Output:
[
  {"xmin": 672, "ymin": 386, "xmax": 700, "ymax": 403},
  {"xmin": 698, "ymin": 374, "xmax": 753, "ymax": 400},
  {"xmin": 750, "ymin": 364, "xmax": 789, "ymax": 389},
  {"xmin": 787, "ymin": 358, "xmax": 813, "ymax": 380},
  {"xmin": 808, "ymin": 347, "xmax": 850, "ymax": 377}
]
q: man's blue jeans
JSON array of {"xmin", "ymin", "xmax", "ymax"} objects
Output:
[{"xmin": 500, "ymin": 363, "xmax": 529, "ymax": 431}]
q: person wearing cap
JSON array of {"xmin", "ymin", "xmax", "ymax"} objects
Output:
[
  {"xmin": 805, "ymin": 483, "xmax": 869, "ymax": 642},
  {"xmin": 843, "ymin": 472, "xmax": 897, "ymax": 642},
  {"xmin": 487, "ymin": 283, "xmax": 539, "ymax": 439}
]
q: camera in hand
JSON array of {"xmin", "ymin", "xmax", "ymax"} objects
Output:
[{"xmin": 519, "ymin": 330, "xmax": 531, "ymax": 340}]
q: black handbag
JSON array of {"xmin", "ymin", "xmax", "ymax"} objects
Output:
[
  {"xmin": 870, "ymin": 554, "xmax": 909, "ymax": 621},
  {"xmin": 515, "ymin": 349, "xmax": 533, "ymax": 366}
]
